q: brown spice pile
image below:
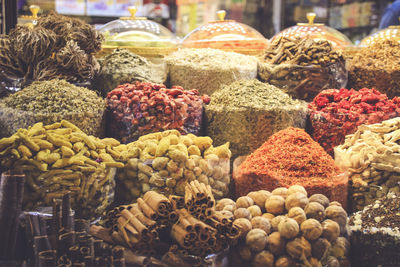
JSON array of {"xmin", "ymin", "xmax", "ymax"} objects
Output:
[{"xmin": 348, "ymin": 40, "xmax": 400, "ymax": 98}]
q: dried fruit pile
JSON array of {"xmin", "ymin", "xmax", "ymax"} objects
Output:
[
  {"xmin": 309, "ymin": 87, "xmax": 400, "ymax": 156},
  {"xmin": 349, "ymin": 193, "xmax": 400, "ymax": 267},
  {"xmin": 0, "ymin": 12, "xmax": 102, "ymax": 86},
  {"xmin": 258, "ymin": 37, "xmax": 347, "ymax": 101},
  {"xmin": 234, "ymin": 128, "xmax": 348, "ymax": 208},
  {"xmin": 106, "ymin": 82, "xmax": 209, "ymax": 143},
  {"xmin": 116, "ymin": 130, "xmax": 231, "ymax": 204},
  {"xmin": 348, "ymin": 40, "xmax": 400, "ymax": 98},
  {"xmin": 335, "ymin": 118, "xmax": 400, "ymax": 211},
  {"xmin": 222, "ymin": 185, "xmax": 350, "ymax": 267}
]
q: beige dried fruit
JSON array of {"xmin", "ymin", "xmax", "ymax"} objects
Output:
[
  {"xmin": 247, "ymin": 190, "xmax": 271, "ymax": 210},
  {"xmin": 251, "ymin": 216, "xmax": 271, "ymax": 234},
  {"xmin": 262, "ymin": 213, "xmax": 275, "ymax": 222},
  {"xmin": 266, "ymin": 232, "xmax": 286, "ymax": 256},
  {"xmin": 233, "ymin": 218, "xmax": 252, "ymax": 238},
  {"xmin": 309, "ymin": 257, "xmax": 322, "ymax": 267},
  {"xmin": 321, "ymin": 219, "xmax": 340, "ymax": 243},
  {"xmin": 331, "ymin": 237, "xmax": 350, "ymax": 258},
  {"xmin": 285, "ymin": 192, "xmax": 309, "ymax": 210},
  {"xmin": 236, "ymin": 196, "xmax": 254, "ymax": 209},
  {"xmin": 286, "ymin": 237, "xmax": 311, "ymax": 259},
  {"xmin": 328, "ymin": 201, "xmax": 342, "ymax": 207},
  {"xmin": 247, "ymin": 205, "xmax": 262, "ymax": 217},
  {"xmin": 278, "ymin": 218, "xmax": 299, "ymax": 239},
  {"xmin": 223, "ymin": 204, "xmax": 235, "ymax": 213},
  {"xmin": 326, "ymin": 256, "xmax": 340, "ymax": 267},
  {"xmin": 309, "ymin": 194, "xmax": 330, "ymax": 208},
  {"xmin": 246, "ymin": 229, "xmax": 268, "ymax": 252},
  {"xmin": 301, "ymin": 219, "xmax": 322, "ymax": 241},
  {"xmin": 271, "ymin": 215, "xmax": 286, "ymax": 231},
  {"xmin": 325, "ymin": 205, "xmax": 347, "ymax": 234},
  {"xmin": 265, "ymin": 195, "xmax": 285, "ymax": 215},
  {"xmin": 252, "ymin": 250, "xmax": 274, "ymax": 267},
  {"xmin": 234, "ymin": 208, "xmax": 252, "ymax": 220},
  {"xmin": 288, "ymin": 207, "xmax": 307, "ymax": 225},
  {"xmin": 238, "ymin": 245, "xmax": 252, "ymax": 261},
  {"xmin": 271, "ymin": 187, "xmax": 288, "ymax": 199},
  {"xmin": 275, "ymin": 255, "xmax": 295, "ymax": 267},
  {"xmin": 304, "ymin": 202, "xmax": 326, "ymax": 221},
  {"xmin": 216, "ymin": 198, "xmax": 236, "ymax": 211},
  {"xmin": 220, "ymin": 210, "xmax": 233, "ymax": 219},
  {"xmin": 311, "ymin": 238, "xmax": 331, "ymax": 260},
  {"xmin": 287, "ymin": 185, "xmax": 307, "ymax": 196}
]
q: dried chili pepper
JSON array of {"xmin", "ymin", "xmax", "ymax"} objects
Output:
[
  {"xmin": 106, "ymin": 81, "xmax": 208, "ymax": 143},
  {"xmin": 308, "ymin": 88, "xmax": 400, "ymax": 156}
]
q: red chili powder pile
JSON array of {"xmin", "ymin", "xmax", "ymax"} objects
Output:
[{"xmin": 234, "ymin": 127, "xmax": 348, "ymax": 208}]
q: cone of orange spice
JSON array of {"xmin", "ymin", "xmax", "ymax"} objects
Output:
[{"xmin": 233, "ymin": 127, "xmax": 348, "ymax": 208}]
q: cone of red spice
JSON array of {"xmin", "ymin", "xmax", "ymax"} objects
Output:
[{"xmin": 234, "ymin": 127, "xmax": 348, "ymax": 208}]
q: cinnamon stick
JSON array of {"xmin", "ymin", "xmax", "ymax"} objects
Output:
[{"xmin": 137, "ymin": 198, "xmax": 158, "ymax": 220}]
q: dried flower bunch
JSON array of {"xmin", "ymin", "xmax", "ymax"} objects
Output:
[{"xmin": 0, "ymin": 11, "xmax": 103, "ymax": 85}]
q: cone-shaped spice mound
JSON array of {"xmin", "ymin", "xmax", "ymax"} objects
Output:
[{"xmin": 234, "ymin": 127, "xmax": 348, "ymax": 207}]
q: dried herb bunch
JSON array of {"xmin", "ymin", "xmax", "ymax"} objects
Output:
[
  {"xmin": 348, "ymin": 40, "xmax": 400, "ymax": 98},
  {"xmin": 0, "ymin": 12, "xmax": 103, "ymax": 85},
  {"xmin": 258, "ymin": 37, "xmax": 347, "ymax": 101}
]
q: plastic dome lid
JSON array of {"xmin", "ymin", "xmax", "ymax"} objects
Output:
[
  {"xmin": 271, "ymin": 13, "xmax": 352, "ymax": 50},
  {"xmin": 360, "ymin": 23, "xmax": 400, "ymax": 47},
  {"xmin": 181, "ymin": 10, "xmax": 268, "ymax": 55},
  {"xmin": 98, "ymin": 6, "xmax": 177, "ymax": 56}
]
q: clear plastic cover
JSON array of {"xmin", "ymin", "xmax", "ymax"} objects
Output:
[
  {"xmin": 271, "ymin": 13, "xmax": 352, "ymax": 50},
  {"xmin": 360, "ymin": 26, "xmax": 400, "ymax": 47},
  {"xmin": 181, "ymin": 10, "xmax": 268, "ymax": 54}
]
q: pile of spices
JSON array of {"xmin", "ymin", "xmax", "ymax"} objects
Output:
[
  {"xmin": 0, "ymin": 120, "xmax": 124, "ymax": 219},
  {"xmin": 96, "ymin": 49, "xmax": 167, "ymax": 96},
  {"xmin": 205, "ymin": 79, "xmax": 307, "ymax": 159},
  {"xmin": 349, "ymin": 193, "xmax": 400, "ymax": 267},
  {"xmin": 116, "ymin": 129, "xmax": 231, "ymax": 204},
  {"xmin": 309, "ymin": 87, "xmax": 400, "ymax": 156},
  {"xmin": 335, "ymin": 118, "xmax": 400, "ymax": 211},
  {"xmin": 234, "ymin": 127, "xmax": 348, "ymax": 207},
  {"xmin": 0, "ymin": 12, "xmax": 102, "ymax": 86},
  {"xmin": 226, "ymin": 185, "xmax": 350, "ymax": 267},
  {"xmin": 166, "ymin": 48, "xmax": 258, "ymax": 95},
  {"xmin": 348, "ymin": 40, "xmax": 400, "ymax": 98},
  {"xmin": 0, "ymin": 79, "xmax": 106, "ymax": 137},
  {"xmin": 258, "ymin": 37, "xmax": 347, "ymax": 101},
  {"xmin": 106, "ymin": 81, "xmax": 209, "ymax": 143}
]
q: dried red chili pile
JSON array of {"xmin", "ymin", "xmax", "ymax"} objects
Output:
[
  {"xmin": 309, "ymin": 88, "xmax": 400, "ymax": 155},
  {"xmin": 234, "ymin": 127, "xmax": 348, "ymax": 207},
  {"xmin": 106, "ymin": 82, "xmax": 210, "ymax": 143}
]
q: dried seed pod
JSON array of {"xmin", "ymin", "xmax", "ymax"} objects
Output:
[
  {"xmin": 246, "ymin": 229, "xmax": 268, "ymax": 252},
  {"xmin": 309, "ymin": 257, "xmax": 322, "ymax": 267},
  {"xmin": 321, "ymin": 219, "xmax": 340, "ymax": 243},
  {"xmin": 252, "ymin": 250, "xmax": 274, "ymax": 267},
  {"xmin": 275, "ymin": 255, "xmax": 295, "ymax": 267},
  {"xmin": 223, "ymin": 204, "xmax": 236, "ymax": 213},
  {"xmin": 328, "ymin": 201, "xmax": 342, "ymax": 207},
  {"xmin": 236, "ymin": 196, "xmax": 254, "ymax": 209},
  {"xmin": 287, "ymin": 185, "xmax": 307, "ymax": 197},
  {"xmin": 271, "ymin": 215, "xmax": 286, "ymax": 231},
  {"xmin": 216, "ymin": 198, "xmax": 235, "ymax": 211},
  {"xmin": 247, "ymin": 205, "xmax": 262, "ymax": 217},
  {"xmin": 262, "ymin": 213, "xmax": 275, "ymax": 222},
  {"xmin": 266, "ymin": 232, "xmax": 286, "ymax": 256},
  {"xmin": 330, "ymin": 237, "xmax": 350, "ymax": 258},
  {"xmin": 326, "ymin": 256, "xmax": 340, "ymax": 267},
  {"xmin": 311, "ymin": 238, "xmax": 331, "ymax": 260},
  {"xmin": 247, "ymin": 190, "xmax": 271, "ymax": 210},
  {"xmin": 304, "ymin": 202, "xmax": 325, "ymax": 221},
  {"xmin": 234, "ymin": 208, "xmax": 252, "ymax": 220},
  {"xmin": 233, "ymin": 218, "xmax": 252, "ymax": 238},
  {"xmin": 238, "ymin": 245, "xmax": 252, "ymax": 261},
  {"xmin": 286, "ymin": 237, "xmax": 311, "ymax": 259},
  {"xmin": 285, "ymin": 192, "xmax": 309, "ymax": 210},
  {"xmin": 324, "ymin": 205, "xmax": 347, "ymax": 234},
  {"xmin": 308, "ymin": 194, "xmax": 330, "ymax": 208},
  {"xmin": 300, "ymin": 219, "xmax": 322, "ymax": 241},
  {"xmin": 251, "ymin": 216, "xmax": 271, "ymax": 234},
  {"xmin": 271, "ymin": 187, "xmax": 288, "ymax": 199},
  {"xmin": 288, "ymin": 207, "xmax": 307, "ymax": 225},
  {"xmin": 278, "ymin": 218, "xmax": 299, "ymax": 239},
  {"xmin": 265, "ymin": 195, "xmax": 285, "ymax": 215}
]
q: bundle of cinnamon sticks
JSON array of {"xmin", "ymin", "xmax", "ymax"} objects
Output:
[{"xmin": 184, "ymin": 181, "xmax": 215, "ymax": 220}]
